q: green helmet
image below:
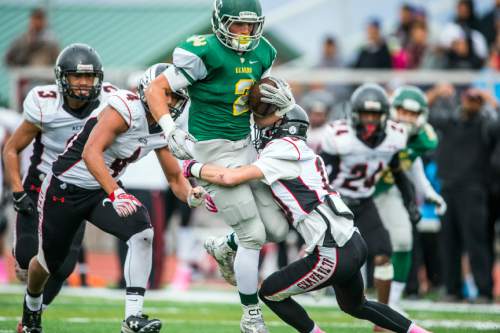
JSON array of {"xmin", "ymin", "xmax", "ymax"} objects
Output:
[
  {"xmin": 211, "ymin": 0, "xmax": 265, "ymax": 52},
  {"xmin": 390, "ymin": 85, "xmax": 429, "ymax": 135}
]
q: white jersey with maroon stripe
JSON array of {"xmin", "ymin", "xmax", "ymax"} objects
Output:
[
  {"xmin": 253, "ymin": 137, "xmax": 356, "ymax": 251},
  {"xmin": 321, "ymin": 120, "xmax": 407, "ymax": 199},
  {"xmin": 53, "ymin": 89, "xmax": 168, "ymax": 189},
  {"xmin": 22, "ymin": 82, "xmax": 118, "ymax": 177}
]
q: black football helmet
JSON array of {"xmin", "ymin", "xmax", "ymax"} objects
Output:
[
  {"xmin": 350, "ymin": 83, "xmax": 389, "ymax": 147},
  {"xmin": 137, "ymin": 63, "xmax": 189, "ymax": 120},
  {"xmin": 55, "ymin": 43, "xmax": 103, "ymax": 101},
  {"xmin": 253, "ymin": 105, "xmax": 309, "ymax": 150}
]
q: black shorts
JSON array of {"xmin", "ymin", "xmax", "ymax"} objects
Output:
[
  {"xmin": 347, "ymin": 197, "xmax": 392, "ymax": 257},
  {"xmin": 13, "ymin": 169, "xmax": 85, "ymax": 270},
  {"xmin": 260, "ymin": 232, "xmax": 368, "ymax": 301},
  {"xmin": 38, "ymin": 174, "xmax": 152, "ymax": 274}
]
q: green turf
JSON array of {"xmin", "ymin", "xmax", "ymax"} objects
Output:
[{"xmin": 0, "ymin": 293, "xmax": 497, "ymax": 333}]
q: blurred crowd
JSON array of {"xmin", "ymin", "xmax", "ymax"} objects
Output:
[{"xmin": 0, "ymin": 1, "xmax": 499, "ymax": 304}]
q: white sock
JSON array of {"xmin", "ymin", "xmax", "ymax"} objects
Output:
[
  {"xmin": 125, "ymin": 293, "xmax": 144, "ymax": 318},
  {"xmin": 25, "ymin": 292, "xmax": 43, "ymax": 311},
  {"xmin": 389, "ymin": 281, "xmax": 406, "ymax": 306},
  {"xmin": 234, "ymin": 247, "xmax": 260, "ymax": 295}
]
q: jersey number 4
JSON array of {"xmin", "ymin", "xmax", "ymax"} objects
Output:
[{"xmin": 342, "ymin": 162, "xmax": 383, "ymax": 191}]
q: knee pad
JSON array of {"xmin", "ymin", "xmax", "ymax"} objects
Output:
[
  {"xmin": 374, "ymin": 263, "xmax": 394, "ymax": 281},
  {"xmin": 127, "ymin": 228, "xmax": 154, "ymax": 246}
]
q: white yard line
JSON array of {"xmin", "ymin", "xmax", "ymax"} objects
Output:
[
  {"xmin": 1, "ymin": 285, "xmax": 499, "ymax": 314},
  {"xmin": 0, "ymin": 316, "xmax": 499, "ymax": 331}
]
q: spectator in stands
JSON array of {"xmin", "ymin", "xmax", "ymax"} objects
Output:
[
  {"xmin": 5, "ymin": 8, "xmax": 59, "ymax": 67},
  {"xmin": 404, "ymin": 21, "xmax": 430, "ymax": 69},
  {"xmin": 455, "ymin": 0, "xmax": 481, "ymax": 31},
  {"xmin": 427, "ymin": 84, "xmax": 497, "ymax": 303},
  {"xmin": 440, "ymin": 23, "xmax": 487, "ymax": 69},
  {"xmin": 317, "ymin": 35, "xmax": 342, "ymax": 68},
  {"xmin": 392, "ymin": 3, "xmax": 415, "ymax": 49},
  {"xmin": 353, "ymin": 18, "xmax": 392, "ymax": 69},
  {"xmin": 479, "ymin": 0, "xmax": 500, "ymax": 48}
]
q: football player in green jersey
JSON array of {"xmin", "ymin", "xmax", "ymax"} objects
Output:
[
  {"xmin": 373, "ymin": 86, "xmax": 446, "ymax": 315},
  {"xmin": 145, "ymin": 1, "xmax": 296, "ymax": 332}
]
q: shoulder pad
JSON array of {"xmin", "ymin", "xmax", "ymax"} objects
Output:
[
  {"xmin": 261, "ymin": 138, "xmax": 314, "ymax": 161},
  {"xmin": 100, "ymin": 82, "xmax": 119, "ymax": 99},
  {"xmin": 386, "ymin": 120, "xmax": 408, "ymax": 149},
  {"xmin": 321, "ymin": 121, "xmax": 354, "ymax": 155},
  {"xmin": 107, "ymin": 89, "xmax": 143, "ymax": 128},
  {"xmin": 23, "ymin": 85, "xmax": 61, "ymax": 127}
]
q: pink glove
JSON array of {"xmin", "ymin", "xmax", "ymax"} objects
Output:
[
  {"xmin": 103, "ymin": 188, "xmax": 142, "ymax": 217},
  {"xmin": 204, "ymin": 193, "xmax": 218, "ymax": 213}
]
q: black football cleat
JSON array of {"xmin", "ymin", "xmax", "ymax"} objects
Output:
[
  {"xmin": 21, "ymin": 300, "xmax": 42, "ymax": 333},
  {"xmin": 121, "ymin": 314, "xmax": 162, "ymax": 333}
]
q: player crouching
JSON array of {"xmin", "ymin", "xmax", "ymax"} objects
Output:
[
  {"xmin": 20, "ymin": 63, "xmax": 205, "ymax": 333},
  {"xmin": 184, "ymin": 105, "xmax": 432, "ymax": 333}
]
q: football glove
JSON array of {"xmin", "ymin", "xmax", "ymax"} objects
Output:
[
  {"xmin": 103, "ymin": 188, "xmax": 142, "ymax": 217},
  {"xmin": 12, "ymin": 191, "xmax": 35, "ymax": 215},
  {"xmin": 204, "ymin": 193, "xmax": 218, "ymax": 213},
  {"xmin": 187, "ymin": 186, "xmax": 206, "ymax": 208},
  {"xmin": 260, "ymin": 78, "xmax": 296, "ymax": 117},
  {"xmin": 406, "ymin": 201, "xmax": 422, "ymax": 225},
  {"xmin": 425, "ymin": 192, "xmax": 447, "ymax": 216},
  {"xmin": 167, "ymin": 128, "xmax": 196, "ymax": 160}
]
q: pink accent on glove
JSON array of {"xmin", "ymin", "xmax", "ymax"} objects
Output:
[
  {"xmin": 204, "ymin": 193, "xmax": 218, "ymax": 213},
  {"xmin": 182, "ymin": 159, "xmax": 197, "ymax": 178}
]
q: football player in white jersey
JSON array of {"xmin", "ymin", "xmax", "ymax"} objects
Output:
[
  {"xmin": 18, "ymin": 63, "xmax": 205, "ymax": 333},
  {"xmin": 319, "ymin": 84, "xmax": 421, "ymax": 323},
  {"xmin": 2, "ymin": 43, "xmax": 117, "ymax": 325},
  {"xmin": 184, "ymin": 105, "xmax": 431, "ymax": 333}
]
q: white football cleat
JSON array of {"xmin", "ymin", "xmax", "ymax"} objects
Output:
[
  {"xmin": 240, "ymin": 304, "xmax": 269, "ymax": 333},
  {"xmin": 204, "ymin": 236, "xmax": 236, "ymax": 286}
]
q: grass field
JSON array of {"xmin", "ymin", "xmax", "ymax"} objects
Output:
[{"xmin": 1, "ymin": 287, "xmax": 499, "ymax": 333}]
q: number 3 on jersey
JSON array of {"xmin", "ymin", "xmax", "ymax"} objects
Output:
[{"xmin": 233, "ymin": 79, "xmax": 254, "ymax": 116}]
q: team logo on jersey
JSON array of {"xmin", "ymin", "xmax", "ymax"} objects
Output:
[
  {"xmin": 72, "ymin": 125, "xmax": 83, "ymax": 131},
  {"xmin": 138, "ymin": 137, "xmax": 148, "ymax": 145}
]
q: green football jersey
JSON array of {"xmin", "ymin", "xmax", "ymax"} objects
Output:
[
  {"xmin": 174, "ymin": 34, "xmax": 276, "ymax": 141},
  {"xmin": 374, "ymin": 124, "xmax": 438, "ymax": 196}
]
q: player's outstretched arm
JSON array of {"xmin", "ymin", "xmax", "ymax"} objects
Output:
[
  {"xmin": 390, "ymin": 153, "xmax": 421, "ymax": 224},
  {"xmin": 145, "ymin": 75, "xmax": 176, "ymax": 137},
  {"xmin": 155, "ymin": 147, "xmax": 191, "ymax": 202},
  {"xmin": 184, "ymin": 161, "xmax": 264, "ymax": 187},
  {"xmin": 3, "ymin": 121, "xmax": 40, "ymax": 192},
  {"xmin": 82, "ymin": 106, "xmax": 128, "ymax": 195}
]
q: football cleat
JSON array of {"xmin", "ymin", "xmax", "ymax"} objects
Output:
[
  {"xmin": 121, "ymin": 314, "xmax": 161, "ymax": 333},
  {"xmin": 204, "ymin": 236, "xmax": 236, "ymax": 286},
  {"xmin": 21, "ymin": 300, "xmax": 42, "ymax": 333},
  {"xmin": 240, "ymin": 304, "xmax": 268, "ymax": 333}
]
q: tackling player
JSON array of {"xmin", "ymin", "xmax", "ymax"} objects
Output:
[
  {"xmin": 18, "ymin": 63, "xmax": 205, "ymax": 333},
  {"xmin": 2, "ymin": 44, "xmax": 116, "ymax": 321},
  {"xmin": 319, "ymin": 83, "xmax": 421, "ymax": 326},
  {"xmin": 145, "ymin": 1, "xmax": 293, "ymax": 331},
  {"xmin": 373, "ymin": 86, "xmax": 446, "ymax": 313},
  {"xmin": 184, "ymin": 106, "xmax": 432, "ymax": 333}
]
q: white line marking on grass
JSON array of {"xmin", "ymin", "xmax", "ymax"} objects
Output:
[
  {"xmin": 1, "ymin": 316, "xmax": 500, "ymax": 331},
  {"xmin": 2, "ymin": 285, "xmax": 500, "ymax": 314}
]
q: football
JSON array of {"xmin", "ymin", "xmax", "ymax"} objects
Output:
[{"xmin": 249, "ymin": 77, "xmax": 279, "ymax": 117}]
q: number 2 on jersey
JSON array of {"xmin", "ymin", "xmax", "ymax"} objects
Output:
[
  {"xmin": 342, "ymin": 162, "xmax": 383, "ymax": 191},
  {"xmin": 233, "ymin": 79, "xmax": 254, "ymax": 116}
]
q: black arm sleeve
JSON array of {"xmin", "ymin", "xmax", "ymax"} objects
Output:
[
  {"xmin": 389, "ymin": 153, "xmax": 416, "ymax": 207},
  {"xmin": 319, "ymin": 152, "xmax": 341, "ymax": 183}
]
